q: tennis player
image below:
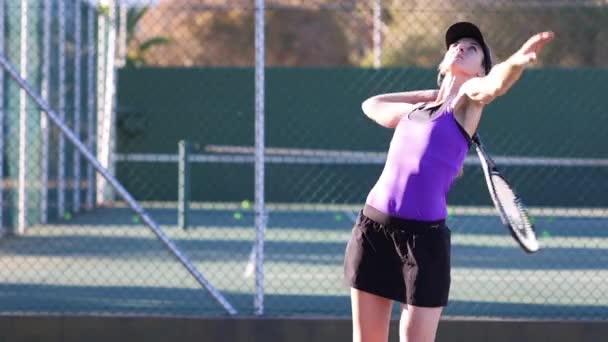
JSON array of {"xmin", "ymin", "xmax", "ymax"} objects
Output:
[{"xmin": 344, "ymin": 22, "xmax": 553, "ymax": 342}]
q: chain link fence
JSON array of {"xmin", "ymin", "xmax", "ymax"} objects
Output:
[{"xmin": 1, "ymin": 0, "xmax": 607, "ymax": 319}]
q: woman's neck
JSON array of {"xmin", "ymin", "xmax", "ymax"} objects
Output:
[{"xmin": 436, "ymin": 73, "xmax": 469, "ymax": 105}]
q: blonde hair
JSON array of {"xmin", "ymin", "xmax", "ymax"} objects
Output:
[{"xmin": 437, "ymin": 63, "xmax": 448, "ymax": 86}]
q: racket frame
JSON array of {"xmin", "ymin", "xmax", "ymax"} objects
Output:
[{"xmin": 472, "ymin": 134, "xmax": 539, "ymax": 253}]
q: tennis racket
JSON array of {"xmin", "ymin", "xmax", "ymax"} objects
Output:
[{"xmin": 472, "ymin": 134, "xmax": 539, "ymax": 253}]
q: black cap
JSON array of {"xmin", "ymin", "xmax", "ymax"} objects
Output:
[{"xmin": 445, "ymin": 22, "xmax": 492, "ymax": 75}]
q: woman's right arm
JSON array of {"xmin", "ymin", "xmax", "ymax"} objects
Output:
[{"xmin": 361, "ymin": 90, "xmax": 438, "ymax": 128}]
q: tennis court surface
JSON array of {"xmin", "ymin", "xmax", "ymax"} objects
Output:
[{"xmin": 1, "ymin": 202, "xmax": 606, "ymax": 319}]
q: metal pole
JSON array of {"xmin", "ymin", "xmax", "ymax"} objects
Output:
[
  {"xmin": 17, "ymin": 0, "xmax": 29, "ymax": 234},
  {"xmin": 40, "ymin": 0, "xmax": 51, "ymax": 224},
  {"xmin": 58, "ymin": 0, "xmax": 66, "ymax": 219},
  {"xmin": 373, "ymin": 0, "xmax": 382, "ymax": 68},
  {"xmin": 254, "ymin": 0, "xmax": 267, "ymax": 316},
  {"xmin": 103, "ymin": 1, "xmax": 119, "ymax": 204},
  {"xmin": 0, "ymin": 0, "xmax": 4, "ymax": 235},
  {"xmin": 117, "ymin": 2, "xmax": 127, "ymax": 67},
  {"xmin": 0, "ymin": 53, "xmax": 238, "ymax": 315},
  {"xmin": 73, "ymin": 0, "xmax": 82, "ymax": 213},
  {"xmin": 178, "ymin": 140, "xmax": 190, "ymax": 230},
  {"xmin": 85, "ymin": 3, "xmax": 95, "ymax": 210},
  {"xmin": 95, "ymin": 0, "xmax": 108, "ymax": 205}
]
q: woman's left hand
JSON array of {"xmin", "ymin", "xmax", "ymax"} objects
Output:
[{"xmin": 510, "ymin": 31, "xmax": 555, "ymax": 67}]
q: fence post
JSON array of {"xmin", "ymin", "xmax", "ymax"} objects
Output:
[{"xmin": 178, "ymin": 140, "xmax": 190, "ymax": 230}]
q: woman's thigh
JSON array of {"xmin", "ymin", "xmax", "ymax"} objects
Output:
[{"xmin": 351, "ymin": 288, "xmax": 393, "ymax": 342}]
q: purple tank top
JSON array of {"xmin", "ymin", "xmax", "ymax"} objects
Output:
[{"xmin": 365, "ymin": 103, "xmax": 469, "ymax": 221}]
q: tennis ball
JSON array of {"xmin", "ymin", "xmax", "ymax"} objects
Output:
[
  {"xmin": 241, "ymin": 200, "xmax": 251, "ymax": 210},
  {"xmin": 233, "ymin": 212, "xmax": 243, "ymax": 220},
  {"xmin": 447, "ymin": 207, "xmax": 454, "ymax": 218},
  {"xmin": 132, "ymin": 215, "xmax": 140, "ymax": 224},
  {"xmin": 541, "ymin": 230, "xmax": 551, "ymax": 239},
  {"xmin": 334, "ymin": 214, "xmax": 343, "ymax": 222},
  {"xmin": 64, "ymin": 212, "xmax": 72, "ymax": 221}
]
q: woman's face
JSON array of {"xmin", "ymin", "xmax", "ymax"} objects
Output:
[{"xmin": 441, "ymin": 38, "xmax": 485, "ymax": 78}]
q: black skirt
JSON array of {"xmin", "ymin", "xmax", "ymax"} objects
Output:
[{"xmin": 343, "ymin": 205, "xmax": 451, "ymax": 307}]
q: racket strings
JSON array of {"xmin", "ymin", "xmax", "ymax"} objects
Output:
[
  {"xmin": 493, "ymin": 175, "xmax": 536, "ymax": 239},
  {"xmin": 512, "ymin": 199, "xmax": 534, "ymax": 235}
]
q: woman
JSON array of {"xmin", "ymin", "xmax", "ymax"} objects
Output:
[{"xmin": 344, "ymin": 22, "xmax": 554, "ymax": 342}]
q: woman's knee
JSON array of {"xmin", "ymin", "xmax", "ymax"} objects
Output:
[{"xmin": 400, "ymin": 305, "xmax": 442, "ymax": 342}]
